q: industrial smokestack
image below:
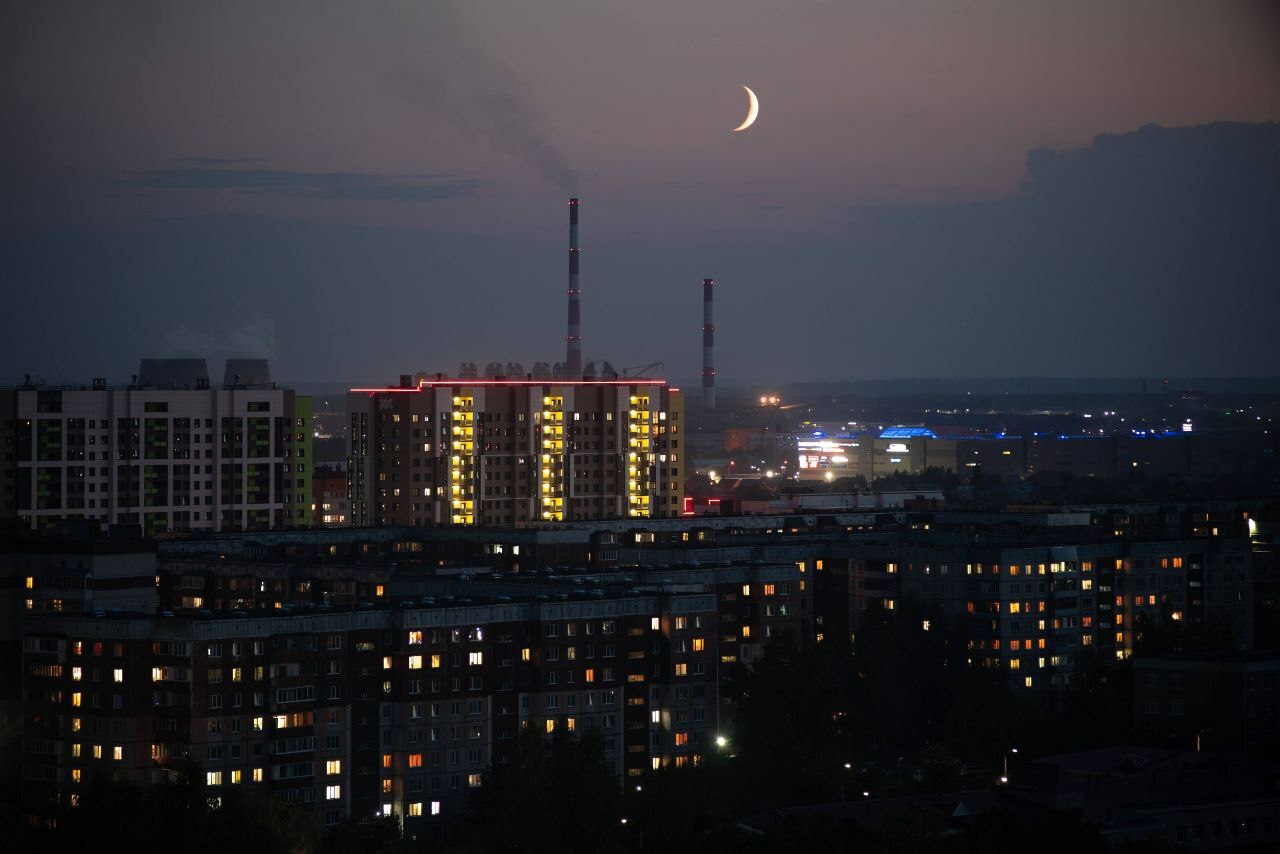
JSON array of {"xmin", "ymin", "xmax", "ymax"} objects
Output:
[
  {"xmin": 702, "ymin": 278, "xmax": 715, "ymax": 408},
  {"xmin": 566, "ymin": 197, "xmax": 582, "ymax": 378}
]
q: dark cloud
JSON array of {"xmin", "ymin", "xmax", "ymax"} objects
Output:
[
  {"xmin": 3, "ymin": 122, "xmax": 1278, "ymax": 385},
  {"xmin": 127, "ymin": 167, "xmax": 478, "ymax": 202}
]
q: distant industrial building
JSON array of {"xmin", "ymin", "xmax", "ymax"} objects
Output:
[
  {"xmin": 792, "ymin": 427, "xmax": 1272, "ymax": 482},
  {"xmin": 2, "ymin": 360, "xmax": 313, "ymax": 536},
  {"xmin": 347, "ymin": 378, "xmax": 684, "ymax": 527}
]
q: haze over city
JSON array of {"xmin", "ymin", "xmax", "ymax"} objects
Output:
[{"xmin": 4, "ymin": 0, "xmax": 1279, "ymax": 383}]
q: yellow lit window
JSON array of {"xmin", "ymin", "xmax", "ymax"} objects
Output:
[
  {"xmin": 566, "ymin": 717, "xmax": 576, "ymax": 732},
  {"xmin": 72, "ymin": 666, "xmax": 82, "ymax": 682},
  {"xmin": 763, "ymin": 584, "xmax": 776, "ymax": 596},
  {"xmin": 326, "ymin": 759, "xmax": 342, "ymax": 775},
  {"xmin": 520, "ymin": 648, "xmax": 531, "ymax": 662},
  {"xmin": 25, "ymin": 576, "xmax": 34, "ymax": 589},
  {"xmin": 113, "ymin": 746, "xmax": 123, "ymax": 761},
  {"xmin": 206, "ymin": 771, "xmax": 222, "ymax": 786},
  {"xmin": 545, "ymin": 719, "xmax": 555, "ymax": 734},
  {"xmin": 71, "ymin": 717, "xmax": 81, "ymax": 732},
  {"xmin": 382, "ymin": 779, "xmax": 392, "ymax": 794},
  {"xmin": 72, "ymin": 768, "xmax": 82, "ymax": 783},
  {"xmin": 674, "ymin": 663, "xmax": 687, "ymax": 676},
  {"xmin": 409, "ymin": 802, "xmax": 423, "ymax": 817},
  {"xmin": 431, "ymin": 654, "xmax": 442, "ymax": 669},
  {"xmin": 382, "ymin": 656, "xmax": 393, "ymax": 670},
  {"xmin": 253, "ymin": 716, "xmax": 264, "ymax": 731},
  {"xmin": 408, "ymin": 655, "xmax": 423, "ymax": 670},
  {"xmin": 692, "ymin": 638, "xmax": 705, "ymax": 651},
  {"xmin": 253, "ymin": 768, "xmax": 264, "ymax": 783},
  {"xmin": 375, "ymin": 585, "xmax": 385, "ymax": 597},
  {"xmin": 409, "ymin": 753, "xmax": 423, "ymax": 768},
  {"xmin": 231, "ymin": 770, "xmax": 242, "ymax": 784},
  {"xmin": 741, "ymin": 626, "xmax": 751, "ymax": 639},
  {"xmin": 92, "ymin": 744, "xmax": 102, "ymax": 759},
  {"xmin": 382, "ymin": 753, "xmax": 392, "ymax": 769},
  {"xmin": 72, "ymin": 743, "xmax": 81, "ymax": 758},
  {"xmin": 408, "ymin": 631, "xmax": 423, "ymax": 645},
  {"xmin": 741, "ymin": 584, "xmax": 751, "ymax": 597}
]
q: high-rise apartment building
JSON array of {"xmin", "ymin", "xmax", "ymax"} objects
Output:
[
  {"xmin": 5, "ymin": 360, "xmax": 312, "ymax": 536},
  {"xmin": 348, "ymin": 379, "xmax": 684, "ymax": 527}
]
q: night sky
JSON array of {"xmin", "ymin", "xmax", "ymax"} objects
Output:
[{"xmin": 3, "ymin": 1, "xmax": 1279, "ymax": 385}]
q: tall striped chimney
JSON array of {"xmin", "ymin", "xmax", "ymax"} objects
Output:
[
  {"xmin": 565, "ymin": 197, "xmax": 582, "ymax": 378},
  {"xmin": 702, "ymin": 278, "xmax": 715, "ymax": 408}
]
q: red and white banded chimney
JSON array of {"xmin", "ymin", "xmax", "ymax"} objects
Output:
[{"xmin": 702, "ymin": 278, "xmax": 715, "ymax": 408}]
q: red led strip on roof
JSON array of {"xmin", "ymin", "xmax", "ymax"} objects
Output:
[{"xmin": 350, "ymin": 379, "xmax": 667, "ymax": 393}]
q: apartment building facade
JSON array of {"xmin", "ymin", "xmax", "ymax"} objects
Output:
[
  {"xmin": 347, "ymin": 379, "xmax": 684, "ymax": 528},
  {"xmin": 7, "ymin": 364, "xmax": 313, "ymax": 536},
  {"xmin": 820, "ymin": 534, "xmax": 1254, "ymax": 693},
  {"xmin": 20, "ymin": 593, "xmax": 718, "ymax": 827}
]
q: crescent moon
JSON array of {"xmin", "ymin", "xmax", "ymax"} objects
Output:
[{"xmin": 733, "ymin": 85, "xmax": 759, "ymax": 132}]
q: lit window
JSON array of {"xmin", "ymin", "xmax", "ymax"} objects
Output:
[
  {"xmin": 650, "ymin": 617, "xmax": 660, "ymax": 631},
  {"xmin": 253, "ymin": 768, "xmax": 264, "ymax": 783},
  {"xmin": 545, "ymin": 719, "xmax": 555, "ymax": 734},
  {"xmin": 326, "ymin": 759, "xmax": 342, "ymax": 775},
  {"xmin": 674, "ymin": 663, "xmax": 687, "ymax": 676},
  {"xmin": 25, "ymin": 576, "xmax": 33, "ymax": 590},
  {"xmin": 408, "ymin": 631, "xmax": 423, "ymax": 645},
  {"xmin": 520, "ymin": 648, "xmax": 531, "ymax": 662},
  {"xmin": 409, "ymin": 802, "xmax": 423, "ymax": 817},
  {"xmin": 408, "ymin": 655, "xmax": 423, "ymax": 670},
  {"xmin": 408, "ymin": 753, "xmax": 423, "ymax": 768},
  {"xmin": 72, "ymin": 692, "xmax": 82, "ymax": 708},
  {"xmin": 113, "ymin": 746, "xmax": 123, "ymax": 761},
  {"xmin": 92, "ymin": 744, "xmax": 102, "ymax": 759},
  {"xmin": 692, "ymin": 638, "xmax": 705, "ymax": 652},
  {"xmin": 382, "ymin": 753, "xmax": 392, "ymax": 769},
  {"xmin": 375, "ymin": 585, "xmax": 385, "ymax": 597},
  {"xmin": 72, "ymin": 768, "xmax": 82, "ymax": 783},
  {"xmin": 326, "ymin": 785, "xmax": 341, "ymax": 800},
  {"xmin": 72, "ymin": 743, "xmax": 82, "ymax": 758},
  {"xmin": 206, "ymin": 771, "xmax": 222, "ymax": 786},
  {"xmin": 113, "ymin": 668, "xmax": 123, "ymax": 683},
  {"xmin": 231, "ymin": 770, "xmax": 242, "ymax": 784},
  {"xmin": 675, "ymin": 732, "xmax": 689, "ymax": 746},
  {"xmin": 469, "ymin": 652, "xmax": 484, "ymax": 666},
  {"xmin": 382, "ymin": 656, "xmax": 393, "ymax": 670},
  {"xmin": 467, "ymin": 773, "xmax": 482, "ymax": 787},
  {"xmin": 431, "ymin": 801, "xmax": 441, "ymax": 816},
  {"xmin": 72, "ymin": 666, "xmax": 82, "ymax": 682},
  {"xmin": 431, "ymin": 654, "xmax": 442, "ymax": 669}
]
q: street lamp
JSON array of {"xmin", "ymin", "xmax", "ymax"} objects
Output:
[{"xmin": 716, "ymin": 735, "xmax": 728, "ymax": 749}]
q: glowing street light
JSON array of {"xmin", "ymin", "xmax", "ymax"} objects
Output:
[{"xmin": 715, "ymin": 735, "xmax": 728, "ymax": 749}]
